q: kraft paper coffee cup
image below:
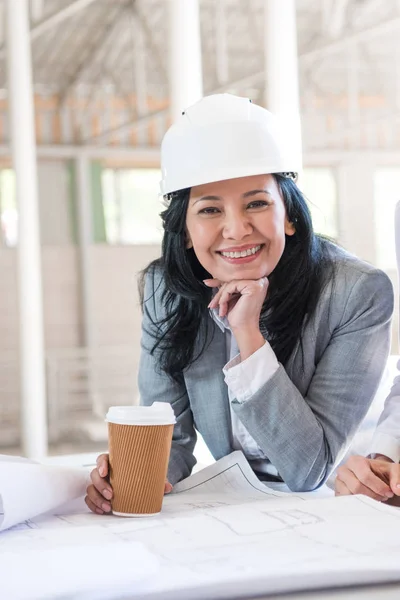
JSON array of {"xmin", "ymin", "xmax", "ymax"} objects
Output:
[{"xmin": 106, "ymin": 403, "xmax": 176, "ymax": 517}]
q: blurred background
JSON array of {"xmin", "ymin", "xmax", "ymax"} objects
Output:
[{"xmin": 1, "ymin": 0, "xmax": 399, "ymax": 461}]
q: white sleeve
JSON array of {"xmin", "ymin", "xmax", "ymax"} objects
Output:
[
  {"xmin": 223, "ymin": 341, "xmax": 279, "ymax": 403},
  {"xmin": 369, "ymin": 360, "xmax": 400, "ymax": 463}
]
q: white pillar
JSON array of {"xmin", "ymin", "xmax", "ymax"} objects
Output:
[
  {"xmin": 168, "ymin": 0, "xmax": 203, "ymax": 123},
  {"xmin": 134, "ymin": 20, "xmax": 148, "ymax": 145},
  {"xmin": 30, "ymin": 0, "xmax": 44, "ymax": 23},
  {"xmin": 75, "ymin": 155, "xmax": 94, "ymax": 349},
  {"xmin": 0, "ymin": 4, "xmax": 4, "ymax": 46},
  {"xmin": 347, "ymin": 43, "xmax": 360, "ymax": 149},
  {"xmin": 6, "ymin": 0, "xmax": 47, "ymax": 458},
  {"xmin": 265, "ymin": 0, "xmax": 302, "ymax": 169},
  {"xmin": 215, "ymin": 0, "xmax": 228, "ymax": 85}
]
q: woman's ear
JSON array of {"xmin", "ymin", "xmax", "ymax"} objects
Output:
[{"xmin": 285, "ymin": 218, "xmax": 296, "ymax": 236}]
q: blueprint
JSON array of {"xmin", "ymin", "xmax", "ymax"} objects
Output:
[
  {"xmin": 0, "ymin": 454, "xmax": 89, "ymax": 531},
  {"xmin": 1, "ymin": 451, "xmax": 400, "ymax": 600}
]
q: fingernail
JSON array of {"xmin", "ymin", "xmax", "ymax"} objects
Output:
[
  {"xmin": 396, "ymin": 484, "xmax": 400, "ymax": 489},
  {"xmin": 385, "ymin": 492, "xmax": 394, "ymax": 499},
  {"xmin": 102, "ymin": 502, "xmax": 111, "ymax": 512},
  {"xmin": 103, "ymin": 489, "xmax": 112, "ymax": 500},
  {"xmin": 98, "ymin": 466, "xmax": 105, "ymax": 477}
]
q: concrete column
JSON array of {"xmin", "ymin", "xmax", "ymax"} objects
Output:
[
  {"xmin": 75, "ymin": 155, "xmax": 94, "ymax": 349},
  {"xmin": 347, "ymin": 44, "xmax": 360, "ymax": 148},
  {"xmin": 134, "ymin": 19, "xmax": 148, "ymax": 145},
  {"xmin": 265, "ymin": 0, "xmax": 302, "ymax": 169},
  {"xmin": 30, "ymin": 0, "xmax": 44, "ymax": 22},
  {"xmin": 6, "ymin": 0, "xmax": 47, "ymax": 458},
  {"xmin": 215, "ymin": 0, "xmax": 228, "ymax": 85},
  {"xmin": 168, "ymin": 0, "xmax": 203, "ymax": 123}
]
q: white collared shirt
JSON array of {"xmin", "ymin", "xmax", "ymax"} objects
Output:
[{"xmin": 210, "ymin": 309, "xmax": 280, "ymax": 472}]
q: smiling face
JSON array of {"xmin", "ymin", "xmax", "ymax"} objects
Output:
[{"xmin": 185, "ymin": 174, "xmax": 295, "ymax": 282}]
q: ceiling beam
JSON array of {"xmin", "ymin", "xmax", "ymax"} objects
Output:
[
  {"xmin": 79, "ymin": 6, "xmax": 400, "ymax": 146},
  {"xmin": 312, "ymin": 110, "xmax": 400, "ymax": 146},
  {"xmin": 326, "ymin": 0, "xmax": 349, "ymax": 38},
  {"xmin": 83, "ymin": 107, "xmax": 169, "ymax": 145},
  {"xmin": 57, "ymin": 4, "xmax": 128, "ymax": 107},
  {"xmin": 132, "ymin": 2, "xmax": 167, "ymax": 81},
  {"xmin": 321, "ymin": 0, "xmax": 333, "ymax": 34},
  {"xmin": 301, "ymin": 16, "xmax": 400, "ymax": 64},
  {"xmin": 0, "ymin": 0, "xmax": 98, "ymax": 59},
  {"xmin": 82, "ymin": 64, "xmax": 268, "ymax": 145}
]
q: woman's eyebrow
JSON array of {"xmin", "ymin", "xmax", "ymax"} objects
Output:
[
  {"xmin": 193, "ymin": 195, "xmax": 222, "ymax": 204},
  {"xmin": 242, "ymin": 189, "xmax": 272, "ymax": 198}
]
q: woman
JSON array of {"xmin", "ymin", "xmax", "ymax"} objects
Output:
[{"xmin": 86, "ymin": 94, "xmax": 393, "ymax": 515}]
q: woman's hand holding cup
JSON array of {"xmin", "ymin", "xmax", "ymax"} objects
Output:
[
  {"xmin": 85, "ymin": 454, "xmax": 113, "ymax": 515},
  {"xmin": 85, "ymin": 453, "xmax": 173, "ymax": 515}
]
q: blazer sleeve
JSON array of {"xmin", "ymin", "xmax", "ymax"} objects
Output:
[
  {"xmin": 231, "ymin": 268, "xmax": 394, "ymax": 492},
  {"xmin": 138, "ymin": 270, "xmax": 197, "ymax": 485}
]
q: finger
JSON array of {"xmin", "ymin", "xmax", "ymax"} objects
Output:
[
  {"xmin": 203, "ymin": 279, "xmax": 223, "ymax": 288},
  {"xmin": 218, "ymin": 292, "xmax": 233, "ymax": 318},
  {"xmin": 336, "ymin": 467, "xmax": 387, "ymax": 501},
  {"xmin": 347, "ymin": 456, "xmax": 393, "ymax": 498},
  {"xmin": 96, "ymin": 454, "xmax": 109, "ymax": 478},
  {"xmin": 334, "ymin": 477, "xmax": 352, "ymax": 496},
  {"xmin": 208, "ymin": 284, "xmax": 226, "ymax": 309},
  {"xmin": 85, "ymin": 495, "xmax": 105, "ymax": 515},
  {"xmin": 164, "ymin": 481, "xmax": 173, "ymax": 494},
  {"xmin": 216, "ymin": 286, "xmax": 239, "ymax": 317},
  {"xmin": 388, "ymin": 464, "xmax": 400, "ymax": 495},
  {"xmin": 86, "ymin": 484, "xmax": 112, "ymax": 513},
  {"xmin": 90, "ymin": 467, "xmax": 113, "ymax": 499}
]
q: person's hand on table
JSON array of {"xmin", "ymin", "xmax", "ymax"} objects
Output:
[
  {"xmin": 84, "ymin": 453, "xmax": 173, "ymax": 515},
  {"xmin": 335, "ymin": 455, "xmax": 400, "ymax": 504}
]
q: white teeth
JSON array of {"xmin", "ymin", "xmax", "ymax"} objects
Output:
[{"xmin": 221, "ymin": 245, "xmax": 261, "ymax": 258}]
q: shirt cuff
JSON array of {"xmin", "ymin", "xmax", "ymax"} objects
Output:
[
  {"xmin": 369, "ymin": 431, "xmax": 400, "ymax": 463},
  {"xmin": 223, "ymin": 341, "xmax": 279, "ymax": 403}
]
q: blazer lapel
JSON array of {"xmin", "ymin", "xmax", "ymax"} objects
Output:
[{"xmin": 184, "ymin": 320, "xmax": 233, "ymax": 460}]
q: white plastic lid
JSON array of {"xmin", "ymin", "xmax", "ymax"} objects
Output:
[{"xmin": 105, "ymin": 402, "xmax": 176, "ymax": 426}]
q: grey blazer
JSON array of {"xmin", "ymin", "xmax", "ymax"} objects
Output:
[{"xmin": 138, "ymin": 247, "xmax": 394, "ymax": 491}]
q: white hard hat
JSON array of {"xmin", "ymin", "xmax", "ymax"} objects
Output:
[{"xmin": 160, "ymin": 93, "xmax": 300, "ymax": 196}]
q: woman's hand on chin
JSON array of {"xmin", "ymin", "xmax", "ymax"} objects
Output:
[{"xmin": 204, "ymin": 277, "xmax": 268, "ymax": 360}]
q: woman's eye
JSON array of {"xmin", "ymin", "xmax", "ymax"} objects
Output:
[
  {"xmin": 198, "ymin": 207, "xmax": 220, "ymax": 215},
  {"xmin": 247, "ymin": 200, "xmax": 270, "ymax": 209}
]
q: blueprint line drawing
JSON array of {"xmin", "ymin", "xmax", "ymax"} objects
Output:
[{"xmin": 2, "ymin": 451, "xmax": 400, "ymax": 600}]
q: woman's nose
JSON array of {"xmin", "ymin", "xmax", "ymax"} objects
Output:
[{"xmin": 222, "ymin": 212, "xmax": 253, "ymax": 240}]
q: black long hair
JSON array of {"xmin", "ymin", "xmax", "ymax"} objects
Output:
[{"xmin": 139, "ymin": 175, "xmax": 334, "ymax": 382}]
